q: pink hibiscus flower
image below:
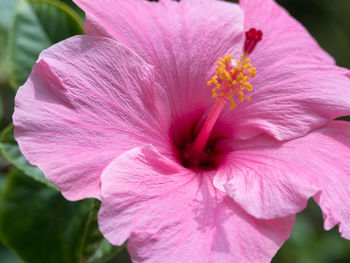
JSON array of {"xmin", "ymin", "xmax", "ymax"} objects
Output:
[{"xmin": 13, "ymin": 0, "xmax": 350, "ymax": 262}]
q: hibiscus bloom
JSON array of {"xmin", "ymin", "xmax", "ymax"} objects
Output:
[{"xmin": 13, "ymin": 0, "xmax": 350, "ymax": 262}]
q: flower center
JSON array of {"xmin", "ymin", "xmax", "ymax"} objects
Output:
[{"xmin": 176, "ymin": 28, "xmax": 262, "ymax": 170}]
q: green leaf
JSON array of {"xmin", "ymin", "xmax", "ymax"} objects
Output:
[
  {"xmin": 0, "ymin": 0, "xmax": 19, "ymax": 85},
  {"xmin": 0, "ymin": 172, "xmax": 7, "ymax": 196},
  {"xmin": 80, "ymin": 200, "xmax": 125, "ymax": 263},
  {"xmin": 0, "ymin": 96, "xmax": 3, "ymax": 121},
  {"xmin": 9, "ymin": 0, "xmax": 83, "ymax": 90},
  {"xmin": 0, "ymin": 170, "xmax": 91, "ymax": 263},
  {"xmin": 87, "ymin": 239, "xmax": 125, "ymax": 263},
  {"xmin": 57, "ymin": 0, "xmax": 85, "ymax": 19},
  {"xmin": 0, "ymin": 0, "xmax": 20, "ymax": 29},
  {"xmin": 0, "ymin": 170, "xmax": 123, "ymax": 263},
  {"xmin": 0, "ymin": 124, "xmax": 58, "ymax": 189},
  {"xmin": 82, "ymin": 201, "xmax": 126, "ymax": 263},
  {"xmin": 0, "ymin": 242, "xmax": 23, "ymax": 263},
  {"xmin": 87, "ymin": 239, "xmax": 129, "ymax": 263},
  {"xmin": 0, "ymin": 27, "xmax": 9, "ymax": 86},
  {"xmin": 273, "ymin": 199, "xmax": 350, "ymax": 263}
]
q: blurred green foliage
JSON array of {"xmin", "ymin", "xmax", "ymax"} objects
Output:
[
  {"xmin": 0, "ymin": 0, "xmax": 349, "ymax": 262},
  {"xmin": 273, "ymin": 200, "xmax": 350, "ymax": 263},
  {"xmin": 0, "ymin": 0, "xmax": 18, "ymax": 85},
  {"xmin": 0, "ymin": 170, "xmax": 101, "ymax": 263}
]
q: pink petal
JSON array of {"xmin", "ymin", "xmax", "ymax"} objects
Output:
[
  {"xmin": 99, "ymin": 145, "xmax": 294, "ymax": 263},
  {"xmin": 13, "ymin": 35, "xmax": 169, "ymax": 200},
  {"xmin": 221, "ymin": 0, "xmax": 350, "ymax": 140},
  {"xmin": 219, "ymin": 121, "xmax": 350, "ymax": 239},
  {"xmin": 222, "ymin": 163, "xmax": 318, "ymax": 219},
  {"xmin": 73, "ymin": 0, "xmax": 244, "ymax": 117}
]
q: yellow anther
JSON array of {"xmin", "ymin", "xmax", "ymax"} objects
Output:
[
  {"xmin": 242, "ymin": 82, "xmax": 253, "ymax": 91},
  {"xmin": 239, "ymin": 92, "xmax": 244, "ymax": 103},
  {"xmin": 230, "ymin": 104, "xmax": 237, "ymax": 111},
  {"xmin": 237, "ymin": 73, "xmax": 244, "ymax": 82},
  {"xmin": 207, "ymin": 53, "xmax": 256, "ymax": 110},
  {"xmin": 227, "ymin": 93, "xmax": 237, "ymax": 110},
  {"xmin": 247, "ymin": 67, "xmax": 256, "ymax": 78}
]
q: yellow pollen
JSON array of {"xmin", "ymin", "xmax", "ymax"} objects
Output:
[{"xmin": 207, "ymin": 54, "xmax": 256, "ymax": 110}]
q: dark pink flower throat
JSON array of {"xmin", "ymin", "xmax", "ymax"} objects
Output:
[{"xmin": 174, "ymin": 28, "xmax": 263, "ymax": 170}]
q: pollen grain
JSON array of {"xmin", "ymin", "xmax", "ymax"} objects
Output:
[{"xmin": 207, "ymin": 54, "xmax": 256, "ymax": 110}]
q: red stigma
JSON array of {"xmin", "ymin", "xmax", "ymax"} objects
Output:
[{"xmin": 243, "ymin": 28, "xmax": 263, "ymax": 55}]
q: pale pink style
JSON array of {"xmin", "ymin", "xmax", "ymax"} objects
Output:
[{"xmin": 13, "ymin": 0, "xmax": 350, "ymax": 262}]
